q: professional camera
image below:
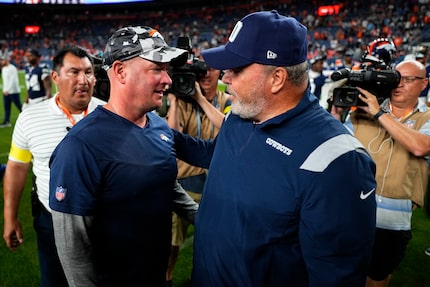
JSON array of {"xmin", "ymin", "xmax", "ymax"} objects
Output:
[
  {"xmin": 331, "ymin": 64, "xmax": 400, "ymax": 107},
  {"xmin": 168, "ymin": 36, "xmax": 208, "ymax": 97},
  {"xmin": 331, "ymin": 38, "xmax": 400, "ymax": 108},
  {"xmin": 91, "ymin": 54, "xmax": 110, "ymax": 102}
]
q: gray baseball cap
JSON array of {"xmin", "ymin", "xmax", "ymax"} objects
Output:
[{"xmin": 102, "ymin": 26, "xmax": 187, "ymax": 70}]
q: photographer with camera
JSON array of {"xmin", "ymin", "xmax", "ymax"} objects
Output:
[
  {"xmin": 165, "ymin": 45, "xmax": 231, "ymax": 286},
  {"xmin": 331, "ymin": 59, "xmax": 430, "ymax": 287}
]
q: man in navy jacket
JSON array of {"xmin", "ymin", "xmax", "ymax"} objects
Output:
[{"xmin": 173, "ymin": 10, "xmax": 377, "ymax": 287}]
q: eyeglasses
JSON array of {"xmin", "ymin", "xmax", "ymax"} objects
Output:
[{"xmin": 400, "ymin": 76, "xmax": 425, "ymax": 83}]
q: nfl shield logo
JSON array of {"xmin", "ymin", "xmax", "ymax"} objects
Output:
[
  {"xmin": 55, "ymin": 186, "xmax": 67, "ymax": 201},
  {"xmin": 403, "ymin": 119, "xmax": 415, "ymax": 129}
]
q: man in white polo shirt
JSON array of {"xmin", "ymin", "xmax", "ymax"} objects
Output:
[{"xmin": 3, "ymin": 45, "xmax": 105, "ymax": 287}]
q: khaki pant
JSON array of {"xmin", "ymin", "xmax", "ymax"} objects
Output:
[{"xmin": 171, "ymin": 190, "xmax": 201, "ymax": 246}]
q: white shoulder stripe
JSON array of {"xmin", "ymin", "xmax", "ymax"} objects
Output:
[{"xmin": 300, "ymin": 134, "xmax": 368, "ymax": 172}]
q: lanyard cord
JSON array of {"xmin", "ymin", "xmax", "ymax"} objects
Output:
[
  {"xmin": 196, "ymin": 105, "xmax": 201, "ymax": 139},
  {"xmin": 388, "ymin": 101, "xmax": 414, "ymax": 122},
  {"xmin": 55, "ymin": 95, "xmax": 88, "ymax": 126}
]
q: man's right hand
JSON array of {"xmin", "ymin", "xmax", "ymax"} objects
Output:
[{"xmin": 3, "ymin": 218, "xmax": 24, "ymax": 251}]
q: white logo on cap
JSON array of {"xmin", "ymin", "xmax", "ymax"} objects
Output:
[
  {"xmin": 131, "ymin": 34, "xmax": 138, "ymax": 43},
  {"xmin": 229, "ymin": 21, "xmax": 243, "ymax": 42},
  {"xmin": 267, "ymin": 50, "xmax": 277, "ymax": 59}
]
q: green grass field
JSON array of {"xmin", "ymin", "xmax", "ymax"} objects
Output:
[{"xmin": 0, "ymin": 72, "xmax": 430, "ymax": 286}]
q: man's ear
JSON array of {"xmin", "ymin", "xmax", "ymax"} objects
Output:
[
  {"xmin": 111, "ymin": 60, "xmax": 126, "ymax": 84},
  {"xmin": 51, "ymin": 70, "xmax": 58, "ymax": 84},
  {"xmin": 271, "ymin": 67, "xmax": 287, "ymax": 94}
]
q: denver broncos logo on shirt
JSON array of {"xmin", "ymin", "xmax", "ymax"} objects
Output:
[{"xmin": 160, "ymin": 134, "xmax": 171, "ymax": 142}]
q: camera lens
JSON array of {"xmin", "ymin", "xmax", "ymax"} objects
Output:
[
  {"xmin": 171, "ymin": 73, "xmax": 196, "ymax": 97},
  {"xmin": 344, "ymin": 91, "xmax": 357, "ymax": 104}
]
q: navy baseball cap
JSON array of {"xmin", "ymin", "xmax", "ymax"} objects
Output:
[
  {"xmin": 201, "ymin": 10, "xmax": 308, "ymax": 70},
  {"xmin": 102, "ymin": 26, "xmax": 187, "ymax": 70},
  {"xmin": 345, "ymin": 49, "xmax": 354, "ymax": 57},
  {"xmin": 309, "ymin": 55, "xmax": 326, "ymax": 65},
  {"xmin": 27, "ymin": 49, "xmax": 41, "ymax": 57}
]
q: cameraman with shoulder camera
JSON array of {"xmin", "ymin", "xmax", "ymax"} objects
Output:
[
  {"xmin": 331, "ymin": 59, "xmax": 430, "ymax": 287},
  {"xmin": 166, "ymin": 52, "xmax": 231, "ymax": 286}
]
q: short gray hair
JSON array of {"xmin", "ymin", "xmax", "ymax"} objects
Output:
[
  {"xmin": 263, "ymin": 61, "xmax": 309, "ymax": 86},
  {"xmin": 285, "ymin": 61, "xmax": 309, "ymax": 86}
]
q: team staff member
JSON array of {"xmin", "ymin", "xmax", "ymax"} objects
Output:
[
  {"xmin": 332, "ymin": 60, "xmax": 430, "ymax": 287},
  {"xmin": 3, "ymin": 45, "xmax": 105, "ymax": 287},
  {"xmin": 173, "ymin": 10, "xmax": 377, "ymax": 286},
  {"xmin": 0, "ymin": 55, "xmax": 22, "ymax": 127},
  {"xmin": 49, "ymin": 26, "xmax": 196, "ymax": 287},
  {"xmin": 166, "ymin": 62, "xmax": 231, "ymax": 286}
]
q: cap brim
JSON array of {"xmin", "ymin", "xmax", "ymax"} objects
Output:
[
  {"xmin": 201, "ymin": 45, "xmax": 253, "ymax": 70},
  {"xmin": 139, "ymin": 46, "xmax": 187, "ymax": 63},
  {"xmin": 27, "ymin": 49, "xmax": 41, "ymax": 57}
]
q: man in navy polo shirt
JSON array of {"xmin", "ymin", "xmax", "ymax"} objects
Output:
[{"xmin": 49, "ymin": 26, "xmax": 197, "ymax": 287}]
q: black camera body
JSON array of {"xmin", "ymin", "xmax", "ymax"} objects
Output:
[
  {"xmin": 331, "ymin": 56, "xmax": 400, "ymax": 107},
  {"xmin": 168, "ymin": 37, "xmax": 207, "ymax": 98},
  {"xmin": 91, "ymin": 54, "xmax": 110, "ymax": 102}
]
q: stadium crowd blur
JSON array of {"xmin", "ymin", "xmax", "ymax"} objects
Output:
[{"xmin": 1, "ymin": 0, "xmax": 430, "ymax": 70}]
